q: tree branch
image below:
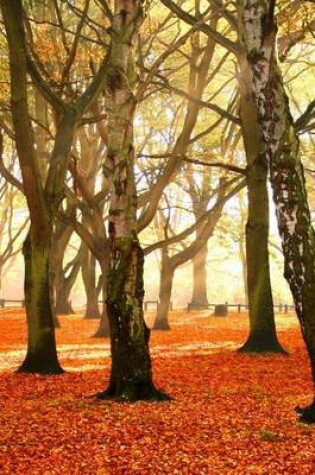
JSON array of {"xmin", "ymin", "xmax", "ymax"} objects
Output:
[{"xmin": 160, "ymin": 0, "xmax": 241, "ymax": 56}]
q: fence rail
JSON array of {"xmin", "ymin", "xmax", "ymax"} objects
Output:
[
  {"xmin": 0, "ymin": 299, "xmax": 25, "ymax": 308},
  {"xmin": 0, "ymin": 299, "xmax": 294, "ymax": 314},
  {"xmin": 187, "ymin": 303, "xmax": 295, "ymax": 314}
]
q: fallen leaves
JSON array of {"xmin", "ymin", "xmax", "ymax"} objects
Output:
[{"xmin": 0, "ymin": 309, "xmax": 314, "ymax": 474}]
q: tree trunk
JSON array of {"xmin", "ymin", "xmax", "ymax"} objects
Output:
[
  {"xmin": 191, "ymin": 242, "xmax": 209, "ymax": 307},
  {"xmin": 18, "ymin": 229, "xmax": 63, "ymax": 374},
  {"xmin": 82, "ymin": 247, "xmax": 101, "ymax": 318},
  {"xmin": 105, "ymin": 242, "xmax": 158, "ymax": 399},
  {"xmin": 237, "ymin": 55, "xmax": 284, "ymax": 353},
  {"xmin": 55, "ymin": 241, "xmax": 84, "ymax": 315},
  {"xmin": 239, "ymin": 226, "xmax": 248, "ymax": 306},
  {"xmin": 240, "ymin": 153, "xmax": 285, "ymax": 352},
  {"xmin": 240, "ymin": 0, "xmax": 315, "ymax": 420},
  {"xmin": 238, "ymin": 195, "xmax": 249, "ymax": 305},
  {"xmin": 55, "ymin": 276, "xmax": 75, "ymax": 315},
  {"xmin": 93, "ymin": 259, "xmax": 110, "ymax": 338},
  {"xmin": 154, "ymin": 250, "xmax": 174, "ymax": 330},
  {"xmin": 97, "ymin": 0, "xmax": 168, "ymax": 401}
]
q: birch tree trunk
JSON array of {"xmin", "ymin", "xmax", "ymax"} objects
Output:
[
  {"xmin": 239, "ymin": 0, "xmax": 315, "ymax": 421},
  {"xmin": 97, "ymin": 0, "xmax": 168, "ymax": 401}
]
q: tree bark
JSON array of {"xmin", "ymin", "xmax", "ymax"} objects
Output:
[
  {"xmin": 97, "ymin": 0, "xmax": 168, "ymax": 401},
  {"xmin": 240, "ymin": 0, "xmax": 315, "ymax": 420}
]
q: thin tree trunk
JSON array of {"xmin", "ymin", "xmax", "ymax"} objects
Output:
[
  {"xmin": 55, "ymin": 281, "xmax": 74, "ymax": 315},
  {"xmin": 82, "ymin": 247, "xmax": 101, "ymax": 318},
  {"xmin": 238, "ymin": 55, "xmax": 284, "ymax": 353},
  {"xmin": 240, "ymin": 152, "xmax": 284, "ymax": 352},
  {"xmin": 240, "ymin": 0, "xmax": 315, "ymax": 420},
  {"xmin": 154, "ymin": 250, "xmax": 174, "ymax": 330},
  {"xmin": 50, "ymin": 222, "xmax": 73, "ymax": 324},
  {"xmin": 238, "ymin": 196, "xmax": 248, "ymax": 305},
  {"xmin": 93, "ymin": 259, "xmax": 110, "ymax": 338},
  {"xmin": 191, "ymin": 242, "xmax": 209, "ymax": 307},
  {"xmin": 55, "ymin": 242, "xmax": 83, "ymax": 315},
  {"xmin": 18, "ymin": 229, "xmax": 63, "ymax": 374}
]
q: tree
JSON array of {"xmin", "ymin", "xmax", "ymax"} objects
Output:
[
  {"xmin": 149, "ymin": 176, "xmax": 244, "ymax": 330},
  {"xmin": 239, "ymin": 0, "xmax": 315, "ymax": 421},
  {"xmin": 159, "ymin": 0, "xmax": 284, "ymax": 353},
  {"xmin": 96, "ymin": 0, "xmax": 169, "ymax": 401},
  {"xmin": 0, "ymin": 0, "xmax": 109, "ymax": 374}
]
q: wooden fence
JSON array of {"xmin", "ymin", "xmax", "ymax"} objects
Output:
[
  {"xmin": 0, "ymin": 299, "xmax": 25, "ymax": 308},
  {"xmin": 0, "ymin": 299, "xmax": 294, "ymax": 314}
]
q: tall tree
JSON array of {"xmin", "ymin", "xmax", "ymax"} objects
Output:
[
  {"xmin": 160, "ymin": 0, "xmax": 285, "ymax": 353},
  {"xmin": 96, "ymin": 0, "xmax": 168, "ymax": 401},
  {"xmin": 239, "ymin": 0, "xmax": 315, "ymax": 422},
  {"xmin": 0, "ymin": 0, "xmax": 109, "ymax": 373}
]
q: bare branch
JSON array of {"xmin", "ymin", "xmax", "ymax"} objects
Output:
[{"xmin": 160, "ymin": 0, "xmax": 241, "ymax": 56}]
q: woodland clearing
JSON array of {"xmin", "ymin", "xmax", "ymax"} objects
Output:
[{"xmin": 0, "ymin": 309, "xmax": 314, "ymax": 475}]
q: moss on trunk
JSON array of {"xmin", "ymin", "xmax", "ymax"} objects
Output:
[{"xmin": 18, "ymin": 230, "xmax": 63, "ymax": 374}]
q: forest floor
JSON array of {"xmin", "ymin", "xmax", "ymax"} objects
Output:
[{"xmin": 0, "ymin": 309, "xmax": 314, "ymax": 474}]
